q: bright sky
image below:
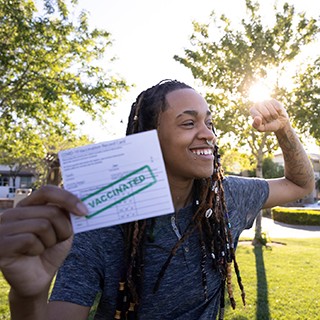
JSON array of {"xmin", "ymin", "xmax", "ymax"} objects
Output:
[
  {"xmin": 74, "ymin": 0, "xmax": 248, "ymax": 140},
  {"xmin": 73, "ymin": 0, "xmax": 320, "ymax": 153}
]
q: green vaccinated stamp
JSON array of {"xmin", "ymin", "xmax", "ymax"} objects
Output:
[{"xmin": 82, "ymin": 165, "xmax": 157, "ymax": 219}]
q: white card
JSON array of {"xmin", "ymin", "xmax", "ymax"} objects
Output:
[{"xmin": 58, "ymin": 130, "xmax": 174, "ymax": 233}]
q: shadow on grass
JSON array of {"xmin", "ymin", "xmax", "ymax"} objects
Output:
[{"xmin": 254, "ymin": 246, "xmax": 270, "ymax": 320}]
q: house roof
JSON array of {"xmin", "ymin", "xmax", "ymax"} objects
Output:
[{"xmin": 0, "ymin": 171, "xmax": 34, "ymax": 177}]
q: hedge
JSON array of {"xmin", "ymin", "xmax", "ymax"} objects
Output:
[{"xmin": 271, "ymin": 207, "xmax": 320, "ymax": 226}]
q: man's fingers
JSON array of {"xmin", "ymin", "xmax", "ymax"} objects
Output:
[
  {"xmin": 251, "ymin": 101, "xmax": 278, "ymax": 122},
  {"xmin": 0, "ymin": 233, "xmax": 46, "ymax": 257},
  {"xmin": 17, "ymin": 185, "xmax": 88, "ymax": 216},
  {"xmin": 250, "ymin": 99, "xmax": 289, "ymax": 132},
  {"xmin": 0, "ymin": 187, "xmax": 77, "ymax": 263},
  {"xmin": 2, "ymin": 219, "xmax": 58, "ymax": 249},
  {"xmin": 252, "ymin": 116, "xmax": 263, "ymax": 131},
  {"xmin": 1, "ymin": 206, "xmax": 73, "ymax": 242}
]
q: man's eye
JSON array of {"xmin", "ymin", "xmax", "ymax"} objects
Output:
[
  {"xmin": 206, "ymin": 121, "xmax": 213, "ymax": 129},
  {"xmin": 206, "ymin": 121, "xmax": 217, "ymax": 135},
  {"xmin": 182, "ymin": 121, "xmax": 194, "ymax": 127}
]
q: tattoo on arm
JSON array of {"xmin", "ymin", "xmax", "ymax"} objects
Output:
[{"xmin": 276, "ymin": 127, "xmax": 314, "ymax": 188}]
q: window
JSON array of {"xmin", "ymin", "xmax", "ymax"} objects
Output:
[
  {"xmin": 20, "ymin": 176, "xmax": 32, "ymax": 188},
  {"xmin": 0, "ymin": 176, "xmax": 9, "ymax": 186}
]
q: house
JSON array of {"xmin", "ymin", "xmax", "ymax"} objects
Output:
[
  {"xmin": 0, "ymin": 165, "xmax": 36, "ymax": 198},
  {"xmin": 273, "ymin": 153, "xmax": 320, "ymax": 202}
]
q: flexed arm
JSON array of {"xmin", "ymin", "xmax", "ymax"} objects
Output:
[{"xmin": 250, "ymin": 99, "xmax": 314, "ymax": 208}]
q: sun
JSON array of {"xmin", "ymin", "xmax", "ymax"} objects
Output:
[{"xmin": 248, "ymin": 79, "xmax": 272, "ymax": 103}]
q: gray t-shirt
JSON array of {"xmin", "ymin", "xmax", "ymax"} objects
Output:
[{"xmin": 50, "ymin": 176, "xmax": 269, "ymax": 319}]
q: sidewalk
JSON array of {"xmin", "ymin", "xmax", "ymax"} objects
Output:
[
  {"xmin": 1, "ymin": 208, "xmax": 320, "ymax": 238},
  {"xmin": 240, "ymin": 217, "xmax": 320, "ymax": 239}
]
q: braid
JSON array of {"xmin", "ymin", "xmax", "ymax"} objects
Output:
[
  {"xmin": 116, "ymin": 80, "xmax": 192, "ymax": 319},
  {"xmin": 210, "ymin": 145, "xmax": 246, "ymax": 314},
  {"xmin": 152, "ymin": 220, "xmax": 199, "ymax": 293},
  {"xmin": 115, "ymin": 79, "xmax": 244, "ymax": 319},
  {"xmin": 126, "ymin": 79, "xmax": 192, "ymax": 136},
  {"xmin": 115, "ymin": 220, "xmax": 146, "ymax": 319},
  {"xmin": 152, "ymin": 144, "xmax": 245, "ymax": 318},
  {"xmin": 126, "ymin": 220, "xmax": 146, "ymax": 303}
]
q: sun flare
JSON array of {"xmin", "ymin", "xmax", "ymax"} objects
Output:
[{"xmin": 248, "ymin": 80, "xmax": 272, "ymax": 102}]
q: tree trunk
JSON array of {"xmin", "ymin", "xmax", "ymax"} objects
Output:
[
  {"xmin": 46, "ymin": 154, "xmax": 62, "ymax": 186},
  {"xmin": 252, "ymin": 143, "xmax": 264, "ymax": 246},
  {"xmin": 252, "ymin": 211, "xmax": 263, "ymax": 246}
]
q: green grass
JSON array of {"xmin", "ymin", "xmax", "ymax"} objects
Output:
[
  {"xmin": 1, "ymin": 238, "xmax": 320, "ymax": 319},
  {"xmin": 224, "ymin": 238, "xmax": 320, "ymax": 319},
  {"xmin": 0, "ymin": 272, "xmax": 10, "ymax": 320}
]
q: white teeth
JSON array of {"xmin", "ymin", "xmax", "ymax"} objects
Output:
[{"xmin": 192, "ymin": 149, "xmax": 212, "ymax": 155}]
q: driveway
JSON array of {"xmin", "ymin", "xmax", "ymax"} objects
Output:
[{"xmin": 240, "ymin": 217, "xmax": 320, "ymax": 238}]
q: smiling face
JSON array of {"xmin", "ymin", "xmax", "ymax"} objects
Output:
[{"xmin": 157, "ymin": 88, "xmax": 216, "ymax": 182}]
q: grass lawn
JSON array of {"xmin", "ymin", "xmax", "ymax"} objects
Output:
[
  {"xmin": 224, "ymin": 238, "xmax": 320, "ymax": 319},
  {"xmin": 1, "ymin": 238, "xmax": 319, "ymax": 320},
  {"xmin": 0, "ymin": 272, "xmax": 10, "ymax": 320}
]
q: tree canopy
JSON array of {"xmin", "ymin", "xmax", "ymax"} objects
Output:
[
  {"xmin": 174, "ymin": 0, "xmax": 320, "ymax": 243},
  {"xmin": 174, "ymin": 0, "xmax": 320, "ymax": 177},
  {"xmin": 0, "ymin": 0, "xmax": 129, "ymax": 179},
  {"xmin": 290, "ymin": 57, "xmax": 320, "ymax": 140}
]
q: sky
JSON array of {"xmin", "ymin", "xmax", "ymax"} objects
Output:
[{"xmin": 72, "ymin": 0, "xmax": 320, "ymax": 152}]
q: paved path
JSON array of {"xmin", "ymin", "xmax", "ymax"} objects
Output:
[
  {"xmin": 1, "ymin": 208, "xmax": 320, "ymax": 238},
  {"xmin": 240, "ymin": 217, "xmax": 320, "ymax": 239}
]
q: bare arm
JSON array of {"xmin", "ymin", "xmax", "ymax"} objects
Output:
[
  {"xmin": 47, "ymin": 301, "xmax": 90, "ymax": 320},
  {"xmin": 9, "ymin": 289, "xmax": 49, "ymax": 320},
  {"xmin": 250, "ymin": 99, "xmax": 314, "ymax": 208},
  {"xmin": 9, "ymin": 294, "xmax": 90, "ymax": 320}
]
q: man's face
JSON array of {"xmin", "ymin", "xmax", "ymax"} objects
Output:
[{"xmin": 157, "ymin": 88, "xmax": 216, "ymax": 182}]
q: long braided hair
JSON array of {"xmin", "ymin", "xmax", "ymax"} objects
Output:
[{"xmin": 114, "ymin": 80, "xmax": 245, "ymax": 320}]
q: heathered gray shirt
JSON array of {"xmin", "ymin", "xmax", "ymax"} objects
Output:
[{"xmin": 50, "ymin": 176, "xmax": 269, "ymax": 319}]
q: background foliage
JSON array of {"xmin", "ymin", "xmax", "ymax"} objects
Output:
[
  {"xmin": 0, "ymin": 0, "xmax": 129, "ymax": 184},
  {"xmin": 175, "ymin": 0, "xmax": 320, "ymax": 241},
  {"xmin": 175, "ymin": 0, "xmax": 320, "ymax": 177},
  {"xmin": 272, "ymin": 207, "xmax": 320, "ymax": 225}
]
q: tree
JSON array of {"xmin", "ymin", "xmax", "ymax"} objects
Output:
[
  {"xmin": 0, "ymin": 123, "xmax": 43, "ymax": 188},
  {"xmin": 220, "ymin": 148, "xmax": 255, "ymax": 175},
  {"xmin": 262, "ymin": 157, "xmax": 284, "ymax": 179},
  {"xmin": 30, "ymin": 132, "xmax": 93, "ymax": 187},
  {"xmin": 174, "ymin": 0, "xmax": 320, "ymax": 244},
  {"xmin": 290, "ymin": 57, "xmax": 320, "ymax": 141},
  {"xmin": 0, "ymin": 0, "xmax": 129, "ymax": 181}
]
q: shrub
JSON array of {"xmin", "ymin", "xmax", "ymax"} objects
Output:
[{"xmin": 272, "ymin": 207, "xmax": 320, "ymax": 225}]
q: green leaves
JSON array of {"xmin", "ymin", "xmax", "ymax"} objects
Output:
[
  {"xmin": 0, "ymin": 0, "xmax": 129, "ymax": 180},
  {"xmin": 290, "ymin": 58, "xmax": 320, "ymax": 139},
  {"xmin": 0, "ymin": 0, "xmax": 128, "ymax": 131},
  {"xmin": 175, "ymin": 0, "xmax": 320, "ymax": 173}
]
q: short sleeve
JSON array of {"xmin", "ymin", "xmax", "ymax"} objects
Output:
[
  {"xmin": 49, "ymin": 226, "xmax": 124, "ymax": 307},
  {"xmin": 223, "ymin": 176, "xmax": 269, "ymax": 243}
]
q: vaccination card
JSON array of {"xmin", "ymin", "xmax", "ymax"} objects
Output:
[{"xmin": 58, "ymin": 130, "xmax": 174, "ymax": 233}]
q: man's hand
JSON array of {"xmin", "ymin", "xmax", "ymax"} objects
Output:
[
  {"xmin": 0, "ymin": 185, "xmax": 88, "ymax": 298},
  {"xmin": 250, "ymin": 99, "xmax": 290, "ymax": 133}
]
